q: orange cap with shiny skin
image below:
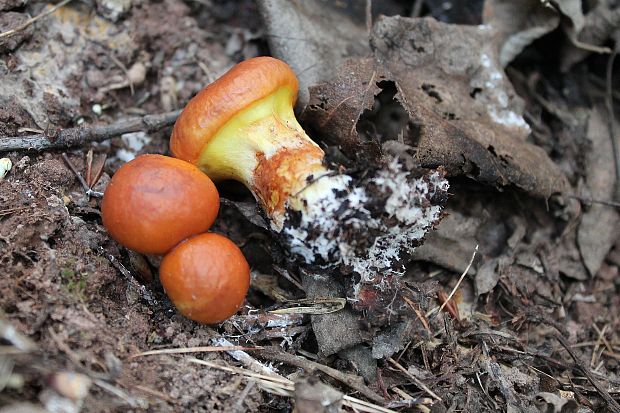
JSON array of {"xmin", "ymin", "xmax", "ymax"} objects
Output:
[
  {"xmin": 170, "ymin": 56, "xmax": 299, "ymax": 164},
  {"xmin": 159, "ymin": 233, "xmax": 250, "ymax": 324},
  {"xmin": 101, "ymin": 154, "xmax": 220, "ymax": 255}
]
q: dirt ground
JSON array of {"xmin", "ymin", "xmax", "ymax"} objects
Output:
[{"xmin": 1, "ymin": 0, "xmax": 620, "ymax": 412}]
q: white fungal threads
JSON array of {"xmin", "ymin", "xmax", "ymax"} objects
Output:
[
  {"xmin": 282, "ymin": 173, "xmax": 361, "ymax": 263},
  {"xmin": 345, "ymin": 164, "xmax": 448, "ymax": 294},
  {"xmin": 281, "ymin": 160, "xmax": 449, "ymax": 297},
  {"xmin": 475, "ymin": 53, "xmax": 531, "ymax": 131}
]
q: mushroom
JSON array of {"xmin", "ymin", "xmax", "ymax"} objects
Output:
[
  {"xmin": 102, "ymin": 154, "xmax": 220, "ymax": 255},
  {"xmin": 171, "ymin": 57, "xmax": 449, "ymax": 291},
  {"xmin": 170, "ymin": 57, "xmax": 338, "ymax": 232},
  {"xmin": 159, "ymin": 233, "xmax": 250, "ymax": 324}
]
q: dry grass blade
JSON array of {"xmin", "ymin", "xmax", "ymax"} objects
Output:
[
  {"xmin": 189, "ymin": 358, "xmax": 398, "ymax": 413},
  {"xmin": 129, "ymin": 346, "xmax": 261, "ymax": 359},
  {"xmin": 189, "ymin": 358, "xmax": 291, "ymax": 385},
  {"xmin": 61, "ymin": 153, "xmax": 104, "ymax": 198},
  {"xmin": 0, "ymin": 319, "xmax": 36, "ymax": 352},
  {"xmin": 93, "ymin": 378, "xmax": 147, "ymax": 408},
  {"xmin": 210, "ymin": 335, "xmax": 280, "ymax": 377},
  {"xmin": 256, "ymin": 347, "xmax": 384, "ymax": 404},
  {"xmin": 0, "ymin": 0, "xmax": 73, "ymax": 39},
  {"xmin": 0, "ymin": 206, "xmax": 30, "ymax": 217},
  {"xmin": 387, "ymin": 357, "xmax": 442, "ymax": 402},
  {"xmin": 426, "ymin": 245, "xmax": 478, "ymax": 318},
  {"xmin": 269, "ymin": 297, "xmax": 346, "ymax": 315},
  {"xmin": 556, "ymin": 335, "xmax": 620, "ymax": 413}
]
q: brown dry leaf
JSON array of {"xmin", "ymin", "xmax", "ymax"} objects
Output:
[
  {"xmin": 483, "ymin": 0, "xmax": 586, "ymax": 67},
  {"xmin": 301, "ymin": 272, "xmax": 364, "ymax": 357},
  {"xmin": 475, "ymin": 258, "xmax": 500, "ymax": 296},
  {"xmin": 304, "ymin": 16, "xmax": 570, "ymax": 200},
  {"xmin": 411, "ymin": 209, "xmax": 480, "ymax": 274},
  {"xmin": 257, "ymin": 0, "xmax": 370, "ymax": 108},
  {"xmin": 577, "ymin": 107, "xmax": 620, "ymax": 276},
  {"xmin": 554, "ymin": 0, "xmax": 585, "ymax": 33},
  {"xmin": 560, "ymin": 1, "xmax": 620, "ymax": 72},
  {"xmin": 483, "ymin": 0, "xmax": 560, "ymax": 67},
  {"xmin": 294, "ymin": 377, "xmax": 343, "ymax": 413}
]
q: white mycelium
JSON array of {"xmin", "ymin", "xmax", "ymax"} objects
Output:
[
  {"xmin": 281, "ymin": 160, "xmax": 449, "ymax": 296},
  {"xmin": 474, "ymin": 53, "xmax": 531, "ymax": 132}
]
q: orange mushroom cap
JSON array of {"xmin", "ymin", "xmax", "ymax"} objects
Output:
[
  {"xmin": 101, "ymin": 154, "xmax": 220, "ymax": 255},
  {"xmin": 170, "ymin": 56, "xmax": 299, "ymax": 164},
  {"xmin": 159, "ymin": 233, "xmax": 250, "ymax": 324}
]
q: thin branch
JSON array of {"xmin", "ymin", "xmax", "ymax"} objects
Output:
[
  {"xmin": 256, "ymin": 347, "xmax": 385, "ymax": 404},
  {"xmin": 556, "ymin": 335, "xmax": 620, "ymax": 413},
  {"xmin": 0, "ymin": 110, "xmax": 181, "ymax": 152},
  {"xmin": 61, "ymin": 153, "xmax": 104, "ymax": 198},
  {"xmin": 567, "ymin": 194, "xmax": 620, "ymax": 209},
  {"xmin": 0, "ymin": 0, "xmax": 73, "ymax": 39},
  {"xmin": 410, "ymin": 0, "xmax": 424, "ymax": 17},
  {"xmin": 129, "ymin": 346, "xmax": 260, "ymax": 359},
  {"xmin": 387, "ymin": 357, "xmax": 442, "ymax": 402}
]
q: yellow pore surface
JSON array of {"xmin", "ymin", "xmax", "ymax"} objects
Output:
[{"xmin": 196, "ymin": 86, "xmax": 323, "ymax": 184}]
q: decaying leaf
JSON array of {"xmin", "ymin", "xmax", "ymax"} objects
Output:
[
  {"xmin": 411, "ymin": 209, "xmax": 480, "ymax": 275},
  {"xmin": 371, "ymin": 321, "xmax": 411, "ymax": 360},
  {"xmin": 269, "ymin": 298, "xmax": 346, "ymax": 315},
  {"xmin": 301, "ymin": 272, "xmax": 364, "ymax": 357},
  {"xmin": 475, "ymin": 258, "xmax": 500, "ymax": 296},
  {"xmin": 560, "ymin": 1, "xmax": 620, "ymax": 72},
  {"xmin": 577, "ymin": 107, "xmax": 620, "ymax": 276},
  {"xmin": 256, "ymin": 0, "xmax": 369, "ymax": 108},
  {"xmin": 294, "ymin": 377, "xmax": 343, "ymax": 413},
  {"xmin": 535, "ymin": 392, "xmax": 579, "ymax": 413},
  {"xmin": 304, "ymin": 16, "xmax": 570, "ymax": 201},
  {"xmin": 483, "ymin": 0, "xmax": 560, "ymax": 67}
]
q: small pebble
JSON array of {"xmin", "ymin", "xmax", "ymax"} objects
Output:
[{"xmin": 92, "ymin": 104, "xmax": 103, "ymax": 116}]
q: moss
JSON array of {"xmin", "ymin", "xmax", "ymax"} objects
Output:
[{"xmin": 60, "ymin": 266, "xmax": 87, "ymax": 299}]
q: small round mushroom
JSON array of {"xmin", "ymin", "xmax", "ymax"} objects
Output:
[
  {"xmin": 101, "ymin": 154, "xmax": 220, "ymax": 255},
  {"xmin": 159, "ymin": 232, "xmax": 250, "ymax": 324}
]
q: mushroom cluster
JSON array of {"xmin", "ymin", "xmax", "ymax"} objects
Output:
[
  {"xmin": 102, "ymin": 154, "xmax": 250, "ymax": 324},
  {"xmin": 102, "ymin": 56, "xmax": 449, "ymax": 322},
  {"xmin": 170, "ymin": 57, "xmax": 449, "ymax": 299}
]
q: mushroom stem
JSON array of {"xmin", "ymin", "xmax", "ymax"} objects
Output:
[{"xmin": 193, "ymin": 86, "xmax": 332, "ymax": 230}]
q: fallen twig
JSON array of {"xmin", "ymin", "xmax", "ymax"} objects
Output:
[
  {"xmin": 190, "ymin": 358, "xmax": 399, "ymax": 413},
  {"xmin": 61, "ymin": 153, "xmax": 104, "ymax": 198},
  {"xmin": 0, "ymin": 0, "xmax": 73, "ymax": 39},
  {"xmin": 567, "ymin": 194, "xmax": 620, "ymax": 209},
  {"xmin": 256, "ymin": 347, "xmax": 385, "ymax": 404},
  {"xmin": 556, "ymin": 334, "xmax": 620, "ymax": 413},
  {"xmin": 103, "ymin": 250, "xmax": 157, "ymax": 307},
  {"xmin": 387, "ymin": 357, "xmax": 443, "ymax": 402},
  {"xmin": 0, "ymin": 110, "xmax": 181, "ymax": 152},
  {"xmin": 129, "ymin": 345, "xmax": 261, "ymax": 359}
]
